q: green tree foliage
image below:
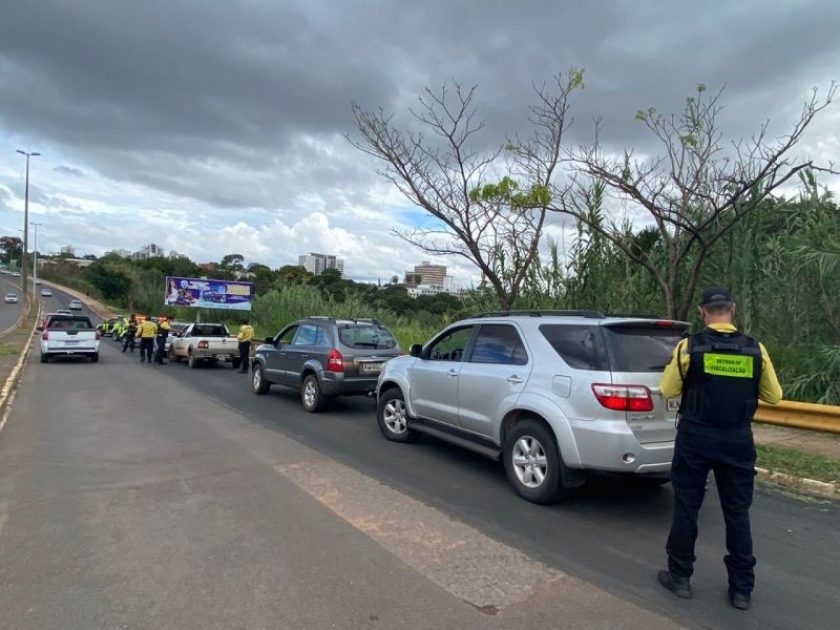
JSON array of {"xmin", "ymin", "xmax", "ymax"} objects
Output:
[{"xmin": 0, "ymin": 236, "xmax": 23, "ymax": 266}]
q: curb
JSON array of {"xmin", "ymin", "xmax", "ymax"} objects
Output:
[
  {"xmin": 756, "ymin": 467, "xmax": 838, "ymax": 500},
  {"xmin": 0, "ymin": 303, "xmax": 41, "ymax": 436}
]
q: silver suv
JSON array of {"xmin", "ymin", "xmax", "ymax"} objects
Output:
[{"xmin": 375, "ymin": 311, "xmax": 689, "ymax": 504}]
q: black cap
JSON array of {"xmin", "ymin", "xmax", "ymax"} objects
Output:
[{"xmin": 699, "ymin": 287, "xmax": 734, "ymax": 307}]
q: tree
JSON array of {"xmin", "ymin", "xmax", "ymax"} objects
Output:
[
  {"xmin": 351, "ymin": 71, "xmax": 583, "ymax": 310},
  {"xmin": 219, "ymin": 253, "xmax": 245, "ymax": 273},
  {"xmin": 277, "ymin": 264, "xmax": 313, "ymax": 285},
  {"xmin": 561, "ymin": 83, "xmax": 837, "ymax": 319},
  {"xmin": 0, "ymin": 236, "xmax": 22, "ymax": 266}
]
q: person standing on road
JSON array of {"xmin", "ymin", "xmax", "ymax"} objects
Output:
[
  {"xmin": 236, "ymin": 318, "xmax": 254, "ymax": 374},
  {"xmin": 657, "ymin": 287, "xmax": 782, "ymax": 611},
  {"xmin": 153, "ymin": 316, "xmax": 171, "ymax": 365},
  {"xmin": 122, "ymin": 316, "xmax": 137, "ymax": 353},
  {"xmin": 136, "ymin": 317, "xmax": 158, "ymax": 364}
]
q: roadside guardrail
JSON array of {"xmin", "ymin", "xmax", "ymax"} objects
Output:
[{"xmin": 755, "ymin": 400, "xmax": 840, "ymax": 434}]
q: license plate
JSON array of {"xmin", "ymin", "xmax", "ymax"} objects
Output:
[
  {"xmin": 216, "ymin": 354, "xmax": 230, "ymax": 360},
  {"xmin": 63, "ymin": 341, "xmax": 79, "ymax": 346},
  {"xmin": 667, "ymin": 398, "xmax": 681, "ymax": 412},
  {"xmin": 360, "ymin": 362, "xmax": 383, "ymax": 374}
]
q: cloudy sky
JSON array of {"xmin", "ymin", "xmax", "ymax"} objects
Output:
[{"xmin": 0, "ymin": 0, "xmax": 837, "ymax": 284}]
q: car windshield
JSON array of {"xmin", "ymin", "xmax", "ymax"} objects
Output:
[{"xmin": 337, "ymin": 323, "xmax": 397, "ymax": 349}]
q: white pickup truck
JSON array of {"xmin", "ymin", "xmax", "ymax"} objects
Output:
[
  {"xmin": 168, "ymin": 323, "xmax": 241, "ymax": 369},
  {"xmin": 40, "ymin": 315, "xmax": 100, "ymax": 363}
]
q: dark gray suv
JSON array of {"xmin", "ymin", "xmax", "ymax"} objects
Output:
[{"xmin": 252, "ymin": 317, "xmax": 401, "ymax": 412}]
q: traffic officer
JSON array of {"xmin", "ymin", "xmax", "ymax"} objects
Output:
[
  {"xmin": 136, "ymin": 317, "xmax": 158, "ymax": 364},
  {"xmin": 153, "ymin": 316, "xmax": 171, "ymax": 365},
  {"xmin": 657, "ymin": 287, "xmax": 782, "ymax": 611},
  {"xmin": 121, "ymin": 316, "xmax": 138, "ymax": 353},
  {"xmin": 236, "ymin": 318, "xmax": 254, "ymax": 373}
]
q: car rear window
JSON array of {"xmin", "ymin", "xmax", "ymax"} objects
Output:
[
  {"xmin": 48, "ymin": 316, "xmax": 94, "ymax": 330},
  {"xmin": 337, "ymin": 324, "xmax": 397, "ymax": 349},
  {"xmin": 539, "ymin": 325, "xmax": 609, "ymax": 371},
  {"xmin": 192, "ymin": 324, "xmax": 229, "ymax": 337},
  {"xmin": 601, "ymin": 325, "xmax": 685, "ymax": 372}
]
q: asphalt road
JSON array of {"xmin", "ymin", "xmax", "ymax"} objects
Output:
[
  {"xmin": 0, "ymin": 275, "xmax": 24, "ymax": 332},
  {"xmin": 1, "ymin": 289, "xmax": 838, "ymax": 629}
]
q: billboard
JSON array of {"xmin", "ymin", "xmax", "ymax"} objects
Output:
[{"xmin": 164, "ymin": 276, "xmax": 253, "ymax": 311}]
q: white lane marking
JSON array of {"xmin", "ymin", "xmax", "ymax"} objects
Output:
[{"xmin": 275, "ymin": 459, "xmax": 565, "ymax": 613}]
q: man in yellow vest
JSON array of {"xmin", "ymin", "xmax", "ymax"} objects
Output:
[
  {"xmin": 153, "ymin": 316, "xmax": 172, "ymax": 365},
  {"xmin": 136, "ymin": 317, "xmax": 158, "ymax": 364},
  {"xmin": 236, "ymin": 318, "xmax": 255, "ymax": 373}
]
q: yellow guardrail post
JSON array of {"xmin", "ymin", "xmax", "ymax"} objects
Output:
[{"xmin": 754, "ymin": 400, "xmax": 840, "ymax": 434}]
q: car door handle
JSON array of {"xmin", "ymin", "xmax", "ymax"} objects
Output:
[
  {"xmin": 299, "ymin": 354, "xmax": 309, "ymax": 359},
  {"xmin": 506, "ymin": 375, "xmax": 524, "ymax": 384},
  {"xmin": 446, "ymin": 369, "xmax": 459, "ymax": 377}
]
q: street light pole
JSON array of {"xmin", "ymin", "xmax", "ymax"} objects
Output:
[
  {"xmin": 31, "ymin": 222, "xmax": 43, "ymax": 295},
  {"xmin": 16, "ymin": 150, "xmax": 40, "ymax": 305}
]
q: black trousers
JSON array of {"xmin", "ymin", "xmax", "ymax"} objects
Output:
[
  {"xmin": 122, "ymin": 333, "xmax": 135, "ymax": 352},
  {"xmin": 154, "ymin": 335, "xmax": 167, "ymax": 364},
  {"xmin": 666, "ymin": 425, "xmax": 757, "ymax": 594},
  {"xmin": 139, "ymin": 338, "xmax": 154, "ymax": 362},
  {"xmin": 238, "ymin": 341, "xmax": 251, "ymax": 372}
]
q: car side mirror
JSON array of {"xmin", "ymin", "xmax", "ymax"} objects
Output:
[{"xmin": 409, "ymin": 344, "xmax": 423, "ymax": 358}]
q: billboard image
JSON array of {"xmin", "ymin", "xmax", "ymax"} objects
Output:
[{"xmin": 164, "ymin": 276, "xmax": 253, "ymax": 311}]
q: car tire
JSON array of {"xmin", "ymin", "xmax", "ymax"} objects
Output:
[
  {"xmin": 503, "ymin": 419, "xmax": 569, "ymax": 505},
  {"xmin": 376, "ymin": 388, "xmax": 420, "ymax": 443},
  {"xmin": 90, "ymin": 353, "xmax": 99, "ymax": 363},
  {"xmin": 231, "ymin": 358, "xmax": 242, "ymax": 370},
  {"xmin": 252, "ymin": 363, "xmax": 270, "ymax": 395},
  {"xmin": 40, "ymin": 353, "xmax": 48, "ymax": 363},
  {"xmin": 188, "ymin": 351, "xmax": 198, "ymax": 369},
  {"xmin": 301, "ymin": 374, "xmax": 327, "ymax": 413}
]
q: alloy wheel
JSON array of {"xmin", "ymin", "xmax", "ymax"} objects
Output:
[
  {"xmin": 383, "ymin": 398, "xmax": 407, "ymax": 434},
  {"xmin": 511, "ymin": 435, "xmax": 548, "ymax": 488}
]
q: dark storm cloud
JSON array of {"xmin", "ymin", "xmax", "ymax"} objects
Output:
[
  {"xmin": 1, "ymin": 0, "xmax": 838, "ymax": 209},
  {"xmin": 54, "ymin": 165, "xmax": 85, "ymax": 177}
]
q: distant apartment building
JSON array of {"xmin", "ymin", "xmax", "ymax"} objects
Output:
[
  {"xmin": 410, "ymin": 261, "xmax": 447, "ymax": 286},
  {"xmin": 298, "ymin": 253, "xmax": 345, "ymax": 277},
  {"xmin": 108, "ymin": 248, "xmax": 133, "ymax": 258},
  {"xmin": 403, "ymin": 260, "xmax": 465, "ymax": 298},
  {"xmin": 60, "ymin": 245, "xmax": 75, "ymax": 257},
  {"xmin": 131, "ymin": 243, "xmax": 165, "ymax": 260}
]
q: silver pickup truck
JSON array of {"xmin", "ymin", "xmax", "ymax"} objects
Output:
[{"xmin": 168, "ymin": 323, "xmax": 241, "ymax": 369}]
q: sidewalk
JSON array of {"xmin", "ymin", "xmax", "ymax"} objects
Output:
[{"xmin": 753, "ymin": 423, "xmax": 840, "ymax": 460}]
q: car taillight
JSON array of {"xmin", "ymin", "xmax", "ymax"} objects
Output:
[
  {"xmin": 198, "ymin": 340, "xmax": 209, "ymax": 349},
  {"xmin": 326, "ymin": 348, "xmax": 344, "ymax": 372},
  {"xmin": 41, "ymin": 330, "xmax": 49, "ymax": 341},
  {"xmin": 95, "ymin": 331, "xmax": 101, "ymax": 340},
  {"xmin": 591, "ymin": 383, "xmax": 654, "ymax": 412}
]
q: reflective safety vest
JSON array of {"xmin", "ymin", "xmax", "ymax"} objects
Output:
[{"xmin": 678, "ymin": 329, "xmax": 762, "ymax": 430}]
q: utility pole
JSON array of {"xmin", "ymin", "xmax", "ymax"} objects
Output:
[
  {"xmin": 31, "ymin": 222, "xmax": 43, "ymax": 295},
  {"xmin": 16, "ymin": 150, "xmax": 40, "ymax": 305}
]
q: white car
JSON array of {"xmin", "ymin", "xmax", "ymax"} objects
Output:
[
  {"xmin": 4, "ymin": 292, "xmax": 19, "ymax": 304},
  {"xmin": 11, "ymin": 272, "xmax": 20, "ymax": 277},
  {"xmin": 168, "ymin": 323, "xmax": 240, "ymax": 368},
  {"xmin": 40, "ymin": 315, "xmax": 100, "ymax": 363},
  {"xmin": 41, "ymin": 288, "xmax": 53, "ymax": 297},
  {"xmin": 68, "ymin": 299, "xmax": 83, "ymax": 311}
]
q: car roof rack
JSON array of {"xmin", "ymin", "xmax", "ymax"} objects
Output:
[
  {"xmin": 472, "ymin": 309, "xmax": 605, "ymax": 319},
  {"xmin": 605, "ymin": 312, "xmax": 667, "ymax": 319}
]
